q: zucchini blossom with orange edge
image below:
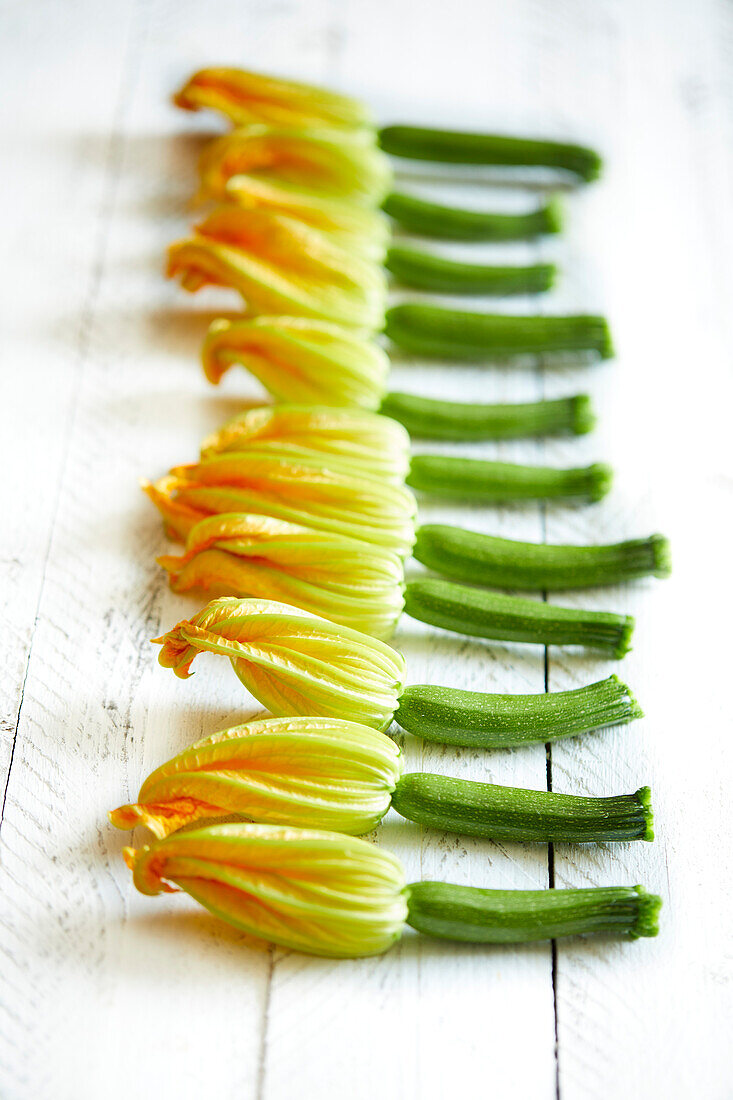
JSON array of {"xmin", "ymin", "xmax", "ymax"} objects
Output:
[
  {"xmin": 110, "ymin": 715, "xmax": 403, "ymax": 838},
  {"xmin": 157, "ymin": 512, "xmax": 405, "ymax": 638},
  {"xmin": 167, "ymin": 206, "xmax": 387, "ymax": 330},
  {"xmin": 174, "ymin": 69, "xmax": 374, "ymax": 132},
  {"xmin": 195, "ymin": 125, "xmax": 391, "ymax": 206},
  {"xmin": 153, "ymin": 596, "xmax": 405, "ymax": 730},
  {"xmin": 222, "ymin": 176, "xmax": 390, "ymax": 260},
  {"xmin": 123, "ymin": 822, "xmax": 660, "ymax": 956},
  {"xmin": 125, "ymin": 823, "xmax": 407, "ymax": 958},
  {"xmin": 142, "ymin": 449, "xmax": 417, "ymax": 554},
  {"xmin": 202, "ymin": 316, "xmax": 389, "ymax": 408},
  {"xmin": 199, "ymin": 402, "xmax": 409, "ymax": 480}
]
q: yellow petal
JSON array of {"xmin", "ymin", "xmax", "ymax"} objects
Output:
[
  {"xmin": 224, "ymin": 175, "xmax": 390, "ymax": 260},
  {"xmin": 196, "ymin": 125, "xmax": 392, "ymax": 205},
  {"xmin": 158, "ymin": 512, "xmax": 404, "ymax": 638},
  {"xmin": 160, "ymin": 451, "xmax": 416, "ymax": 555},
  {"xmin": 201, "ymin": 316, "xmax": 388, "ymax": 409},
  {"xmin": 153, "ymin": 596, "xmax": 405, "ymax": 730},
  {"xmin": 110, "ymin": 715, "xmax": 403, "ymax": 838},
  {"xmin": 174, "ymin": 69, "xmax": 374, "ymax": 131},
  {"xmin": 110, "ymin": 797, "xmax": 220, "ymax": 839},
  {"xmin": 125, "ymin": 822, "xmax": 407, "ymax": 957},
  {"xmin": 167, "ymin": 207, "xmax": 387, "ymax": 329},
  {"xmin": 200, "ymin": 403, "xmax": 410, "ymax": 482},
  {"xmin": 141, "ymin": 477, "xmax": 202, "ymax": 541}
]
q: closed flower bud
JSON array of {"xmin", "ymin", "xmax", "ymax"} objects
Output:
[
  {"xmin": 153, "ymin": 596, "xmax": 405, "ymax": 730},
  {"xmin": 174, "ymin": 68, "xmax": 374, "ymax": 132},
  {"xmin": 123, "ymin": 824, "xmax": 659, "ymax": 952},
  {"xmin": 124, "ymin": 823, "xmax": 407, "ymax": 957},
  {"xmin": 224, "ymin": 176, "xmax": 390, "ymax": 261},
  {"xmin": 144, "ymin": 451, "xmax": 417, "ymax": 555},
  {"xmin": 200, "ymin": 403, "xmax": 410, "ymax": 482},
  {"xmin": 195, "ymin": 125, "xmax": 392, "ymax": 205},
  {"xmin": 202, "ymin": 316, "xmax": 388, "ymax": 409},
  {"xmin": 110, "ymin": 716, "xmax": 403, "ymax": 838},
  {"xmin": 167, "ymin": 206, "xmax": 387, "ymax": 330},
  {"xmin": 157, "ymin": 512, "xmax": 405, "ymax": 638}
]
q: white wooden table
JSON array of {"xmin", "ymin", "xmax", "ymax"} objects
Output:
[{"xmin": 2, "ymin": 1, "xmax": 731, "ymax": 1096}]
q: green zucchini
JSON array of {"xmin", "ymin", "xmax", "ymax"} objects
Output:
[
  {"xmin": 379, "ymin": 126, "xmax": 602, "ymax": 182},
  {"xmin": 413, "ymin": 525, "xmax": 671, "ymax": 589},
  {"xmin": 395, "ymin": 676, "xmax": 643, "ymax": 748},
  {"xmin": 380, "ymin": 392, "xmax": 593, "ymax": 440},
  {"xmin": 385, "ymin": 246, "xmax": 555, "ymax": 295},
  {"xmin": 403, "ymin": 578, "xmax": 634, "ymax": 657},
  {"xmin": 405, "ymin": 883, "xmax": 661, "ymax": 943},
  {"xmin": 406, "ymin": 455, "xmax": 612, "ymax": 503},
  {"xmin": 385, "ymin": 303, "xmax": 614, "ymax": 361},
  {"xmin": 392, "ymin": 774, "xmax": 653, "ymax": 843},
  {"xmin": 382, "ymin": 191, "xmax": 563, "ymax": 240}
]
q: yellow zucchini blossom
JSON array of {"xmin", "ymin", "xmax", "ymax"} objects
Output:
[
  {"xmin": 110, "ymin": 716, "xmax": 403, "ymax": 838},
  {"xmin": 154, "ymin": 596, "xmax": 405, "ymax": 730},
  {"xmin": 224, "ymin": 176, "xmax": 390, "ymax": 261},
  {"xmin": 200, "ymin": 403, "xmax": 410, "ymax": 482},
  {"xmin": 143, "ymin": 451, "xmax": 417, "ymax": 554},
  {"xmin": 196, "ymin": 125, "xmax": 392, "ymax": 206},
  {"xmin": 167, "ymin": 206, "xmax": 387, "ymax": 329},
  {"xmin": 202, "ymin": 316, "xmax": 388, "ymax": 409},
  {"xmin": 174, "ymin": 68, "xmax": 374, "ymax": 132},
  {"xmin": 157, "ymin": 512, "xmax": 405, "ymax": 639},
  {"xmin": 124, "ymin": 823, "xmax": 406, "ymax": 957}
]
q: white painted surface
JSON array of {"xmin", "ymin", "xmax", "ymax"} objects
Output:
[{"xmin": 1, "ymin": 1, "xmax": 731, "ymax": 1097}]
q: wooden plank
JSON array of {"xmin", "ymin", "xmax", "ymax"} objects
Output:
[
  {"xmin": 0, "ymin": 0, "xmax": 143, "ymax": 793},
  {"xmin": 3, "ymin": 0, "xmax": 731, "ymax": 1096},
  {"xmin": 258, "ymin": 2, "xmax": 561, "ymax": 1096},
  {"xmin": 533, "ymin": 0, "xmax": 733, "ymax": 1094},
  {"xmin": 0, "ymin": 2, "xmax": 277, "ymax": 1094}
]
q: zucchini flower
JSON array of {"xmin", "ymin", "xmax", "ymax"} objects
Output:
[
  {"xmin": 123, "ymin": 824, "xmax": 660, "ymax": 955},
  {"xmin": 167, "ymin": 206, "xmax": 387, "ymax": 330},
  {"xmin": 200, "ymin": 317, "xmax": 597, "ymax": 444},
  {"xmin": 199, "ymin": 402, "xmax": 410, "ymax": 482},
  {"xmin": 173, "ymin": 68, "xmax": 603, "ymax": 182},
  {"xmin": 110, "ymin": 716, "xmax": 403, "ymax": 838},
  {"xmin": 223, "ymin": 176, "xmax": 390, "ymax": 261},
  {"xmin": 111, "ymin": 716, "xmax": 653, "ymax": 846},
  {"xmin": 196, "ymin": 125, "xmax": 392, "ymax": 206},
  {"xmin": 157, "ymin": 512, "xmax": 405, "ymax": 639},
  {"xmin": 174, "ymin": 69, "xmax": 374, "ymax": 132},
  {"xmin": 202, "ymin": 316, "xmax": 388, "ymax": 409},
  {"xmin": 154, "ymin": 596, "xmax": 405, "ymax": 730},
  {"xmin": 196, "ymin": 133, "xmax": 561, "ymax": 296},
  {"xmin": 125, "ymin": 823, "xmax": 407, "ymax": 958},
  {"xmin": 157, "ymin": 511, "xmax": 635, "ymax": 655},
  {"xmin": 155, "ymin": 596, "xmax": 645, "ymax": 745},
  {"xmin": 143, "ymin": 451, "xmax": 417, "ymax": 554}
]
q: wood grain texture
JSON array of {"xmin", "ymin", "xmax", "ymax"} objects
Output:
[
  {"xmin": 532, "ymin": 1, "xmax": 733, "ymax": 1095},
  {"xmin": 0, "ymin": 0, "xmax": 730, "ymax": 1097}
]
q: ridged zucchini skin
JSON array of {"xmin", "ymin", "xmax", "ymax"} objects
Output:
[
  {"xmin": 382, "ymin": 192, "xmax": 563, "ymax": 241},
  {"xmin": 405, "ymin": 883, "xmax": 661, "ymax": 943},
  {"xmin": 384, "ymin": 247, "xmax": 555, "ymax": 295},
  {"xmin": 385, "ymin": 303, "xmax": 614, "ymax": 361},
  {"xmin": 391, "ymin": 773, "xmax": 653, "ymax": 843},
  {"xmin": 406, "ymin": 456, "xmax": 612, "ymax": 504},
  {"xmin": 380, "ymin": 392, "xmax": 593, "ymax": 441},
  {"xmin": 413, "ymin": 525, "xmax": 671, "ymax": 589},
  {"xmin": 403, "ymin": 578, "xmax": 634, "ymax": 658},
  {"xmin": 378, "ymin": 126, "xmax": 603, "ymax": 182},
  {"xmin": 394, "ymin": 677, "xmax": 643, "ymax": 748}
]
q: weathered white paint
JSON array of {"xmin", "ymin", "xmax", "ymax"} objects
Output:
[{"xmin": 1, "ymin": 1, "xmax": 730, "ymax": 1097}]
